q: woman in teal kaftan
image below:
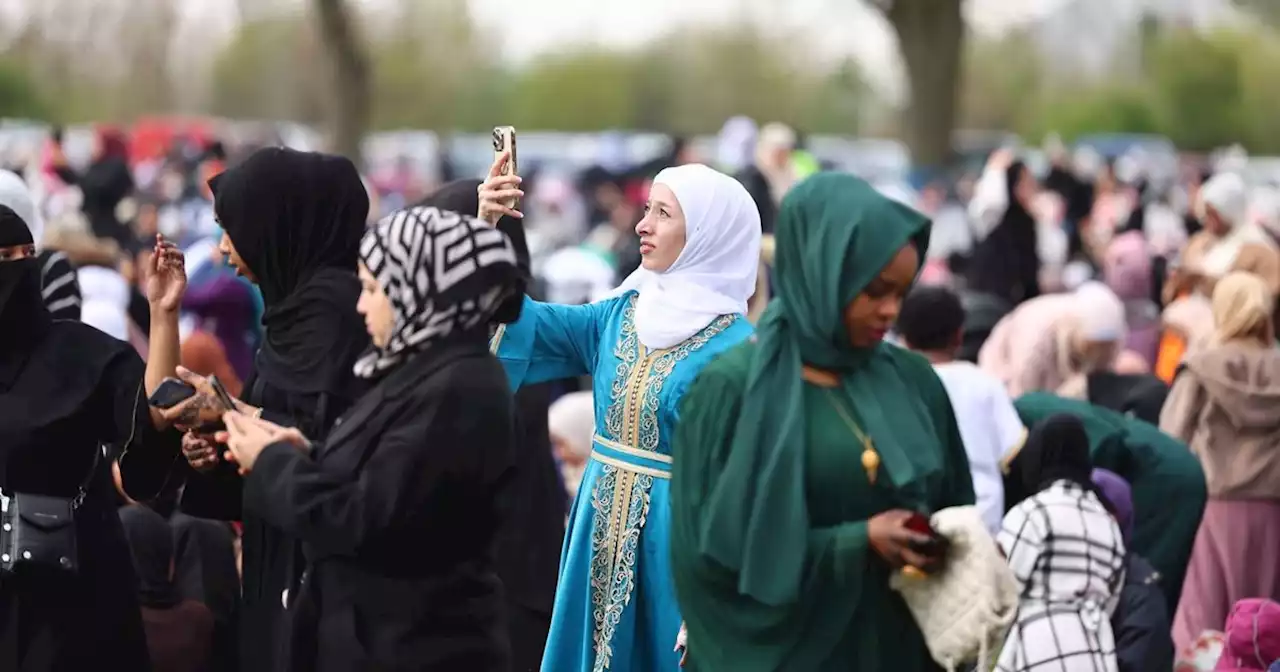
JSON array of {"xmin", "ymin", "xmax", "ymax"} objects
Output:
[{"xmin": 483, "ymin": 162, "xmax": 762, "ymax": 672}]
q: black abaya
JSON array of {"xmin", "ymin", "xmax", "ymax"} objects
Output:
[
  {"xmin": 0, "ymin": 204, "xmax": 177, "ymax": 671},
  {"xmin": 415, "ymin": 182, "xmax": 565, "ymax": 671},
  {"xmin": 167, "ymin": 148, "xmax": 372, "ymax": 672}
]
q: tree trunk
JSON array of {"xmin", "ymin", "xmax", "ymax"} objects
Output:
[
  {"xmin": 311, "ymin": 0, "xmax": 371, "ymax": 165},
  {"xmin": 887, "ymin": 0, "xmax": 965, "ymax": 170}
]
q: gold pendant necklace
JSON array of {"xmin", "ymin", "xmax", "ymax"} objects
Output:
[{"xmin": 823, "ymin": 389, "xmax": 881, "ymax": 485}]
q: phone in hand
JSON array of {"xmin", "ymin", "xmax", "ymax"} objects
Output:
[
  {"xmin": 148, "ymin": 377, "xmax": 196, "ymax": 409},
  {"xmin": 492, "ymin": 126, "xmax": 519, "ymax": 209},
  {"xmin": 208, "ymin": 375, "xmax": 236, "ymax": 412},
  {"xmin": 904, "ymin": 511, "xmax": 949, "ymax": 557}
]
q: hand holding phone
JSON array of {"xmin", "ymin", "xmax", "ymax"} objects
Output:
[
  {"xmin": 209, "ymin": 375, "xmax": 236, "ymax": 411},
  {"xmin": 478, "ymin": 128, "xmax": 524, "ymax": 226},
  {"xmin": 869, "ymin": 509, "xmax": 947, "ymax": 575},
  {"xmin": 903, "ymin": 511, "xmax": 950, "ymax": 559},
  {"xmin": 492, "ymin": 126, "xmax": 518, "ymax": 206},
  {"xmin": 148, "ymin": 377, "xmax": 196, "ymax": 409}
]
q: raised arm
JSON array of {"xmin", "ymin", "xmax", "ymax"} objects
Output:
[
  {"xmin": 143, "ymin": 236, "xmax": 186, "ymax": 430},
  {"xmin": 490, "ymin": 295, "xmax": 618, "ymax": 390},
  {"xmin": 968, "ymin": 150, "xmax": 1015, "ymax": 240}
]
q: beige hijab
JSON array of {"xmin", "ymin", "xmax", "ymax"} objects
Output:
[{"xmin": 1213, "ymin": 271, "xmax": 1274, "ymax": 344}]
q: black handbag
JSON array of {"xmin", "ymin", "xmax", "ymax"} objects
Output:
[{"xmin": 0, "ymin": 445, "xmax": 100, "ymax": 575}]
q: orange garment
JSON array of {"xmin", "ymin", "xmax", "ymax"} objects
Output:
[
  {"xmin": 180, "ymin": 330, "xmax": 242, "ymax": 397},
  {"xmin": 1156, "ymin": 287, "xmax": 1193, "ymax": 383},
  {"xmin": 1155, "ymin": 331, "xmax": 1186, "ymax": 383}
]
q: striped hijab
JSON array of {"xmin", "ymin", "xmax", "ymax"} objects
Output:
[{"xmin": 353, "ymin": 205, "xmax": 519, "ymax": 379}]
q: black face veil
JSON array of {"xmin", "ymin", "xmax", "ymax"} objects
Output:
[{"xmin": 0, "ymin": 204, "xmax": 48, "ymax": 380}]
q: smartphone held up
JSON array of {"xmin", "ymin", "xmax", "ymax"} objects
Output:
[{"xmin": 492, "ymin": 126, "xmax": 519, "ymax": 210}]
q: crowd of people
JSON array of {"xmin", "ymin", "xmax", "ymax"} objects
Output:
[{"xmin": 0, "ymin": 118, "xmax": 1278, "ymax": 672}]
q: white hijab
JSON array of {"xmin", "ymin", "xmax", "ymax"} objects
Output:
[
  {"xmin": 0, "ymin": 170, "xmax": 43, "ymax": 250},
  {"xmin": 611, "ymin": 164, "xmax": 761, "ymax": 349},
  {"xmin": 1199, "ymin": 172, "xmax": 1274, "ymax": 277},
  {"xmin": 77, "ymin": 266, "xmax": 131, "ymax": 341}
]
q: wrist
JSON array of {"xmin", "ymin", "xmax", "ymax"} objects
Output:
[{"xmin": 150, "ymin": 304, "xmax": 180, "ymax": 319}]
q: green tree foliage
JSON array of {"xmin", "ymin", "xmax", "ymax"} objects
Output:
[
  {"xmin": 208, "ymin": 13, "xmax": 868, "ymax": 135},
  {"xmin": 1146, "ymin": 29, "xmax": 1247, "ymax": 151},
  {"xmin": 961, "ymin": 23, "xmax": 1280, "ymax": 153},
  {"xmin": 1233, "ymin": 0, "xmax": 1280, "ymax": 28},
  {"xmin": 507, "ymin": 49, "xmax": 641, "ymax": 131},
  {"xmin": 208, "ymin": 18, "xmax": 325, "ymax": 123},
  {"xmin": 959, "ymin": 31, "xmax": 1044, "ymax": 132},
  {"xmin": 502, "ymin": 24, "xmax": 868, "ymax": 134},
  {"xmin": 0, "ymin": 60, "xmax": 50, "ymax": 120}
]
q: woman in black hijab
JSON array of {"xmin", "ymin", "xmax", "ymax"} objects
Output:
[
  {"xmin": 220, "ymin": 204, "xmax": 524, "ymax": 671},
  {"xmin": 1003, "ymin": 413, "xmax": 1118, "ymax": 515},
  {"xmin": 417, "ymin": 179, "xmax": 565, "ymax": 672},
  {"xmin": 145, "ymin": 147, "xmax": 372, "ymax": 672},
  {"xmin": 968, "ymin": 157, "xmax": 1042, "ymax": 306},
  {"xmin": 0, "ymin": 186, "xmax": 188, "ymax": 669},
  {"xmin": 996, "ymin": 414, "xmax": 1127, "ymax": 670}
]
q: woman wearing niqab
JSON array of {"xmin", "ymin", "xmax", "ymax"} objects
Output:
[
  {"xmin": 139, "ymin": 147, "xmax": 372, "ymax": 672},
  {"xmin": 0, "ymin": 170, "xmax": 81, "ymax": 320},
  {"xmin": 0, "ymin": 181, "xmax": 188, "ymax": 670}
]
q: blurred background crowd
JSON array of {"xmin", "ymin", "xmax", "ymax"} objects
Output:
[{"xmin": 4, "ymin": 0, "xmax": 1280, "ymax": 670}]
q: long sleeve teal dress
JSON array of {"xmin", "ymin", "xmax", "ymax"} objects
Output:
[{"xmin": 492, "ymin": 292, "xmax": 753, "ymax": 672}]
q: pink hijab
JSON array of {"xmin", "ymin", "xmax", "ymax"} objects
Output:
[
  {"xmin": 1216, "ymin": 599, "xmax": 1280, "ymax": 671},
  {"xmin": 1104, "ymin": 231, "xmax": 1152, "ymax": 301}
]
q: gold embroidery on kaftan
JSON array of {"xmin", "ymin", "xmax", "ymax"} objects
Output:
[{"xmin": 588, "ymin": 295, "xmax": 736, "ymax": 670}]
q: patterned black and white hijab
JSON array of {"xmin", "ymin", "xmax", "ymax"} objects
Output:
[{"xmin": 353, "ymin": 205, "xmax": 520, "ymax": 379}]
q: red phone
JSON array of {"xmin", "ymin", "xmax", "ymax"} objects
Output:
[
  {"xmin": 904, "ymin": 512, "xmax": 934, "ymax": 536},
  {"xmin": 904, "ymin": 511, "xmax": 949, "ymax": 557}
]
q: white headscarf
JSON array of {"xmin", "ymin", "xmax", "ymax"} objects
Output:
[
  {"xmin": 77, "ymin": 266, "xmax": 131, "ymax": 341},
  {"xmin": 547, "ymin": 391, "xmax": 595, "ymax": 460},
  {"xmin": 715, "ymin": 116, "xmax": 758, "ymax": 174},
  {"xmin": 1073, "ymin": 281, "xmax": 1126, "ymax": 342},
  {"xmin": 611, "ymin": 164, "xmax": 761, "ymax": 349},
  {"xmin": 1198, "ymin": 172, "xmax": 1275, "ymax": 277},
  {"xmin": 0, "ymin": 170, "xmax": 42, "ymax": 250}
]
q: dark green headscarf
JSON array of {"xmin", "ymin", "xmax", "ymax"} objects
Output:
[
  {"xmin": 1013, "ymin": 392, "xmax": 1206, "ymax": 609},
  {"xmin": 698, "ymin": 173, "xmax": 932, "ymax": 607}
]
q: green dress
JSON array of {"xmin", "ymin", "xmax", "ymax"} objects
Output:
[
  {"xmin": 670, "ymin": 173, "xmax": 975, "ymax": 671},
  {"xmin": 1014, "ymin": 392, "xmax": 1207, "ymax": 609}
]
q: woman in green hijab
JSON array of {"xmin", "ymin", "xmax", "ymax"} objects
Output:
[{"xmin": 670, "ymin": 173, "xmax": 975, "ymax": 671}]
